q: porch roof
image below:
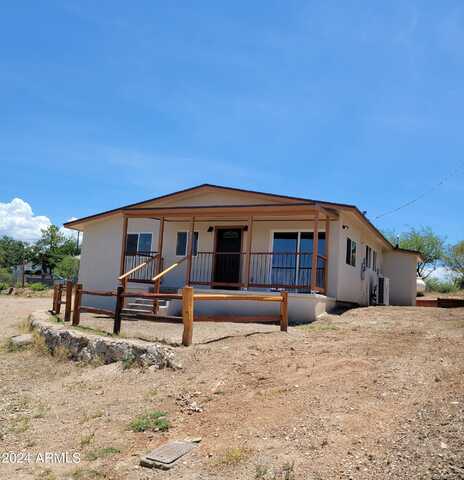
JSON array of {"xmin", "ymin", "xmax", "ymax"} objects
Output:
[{"xmin": 120, "ymin": 202, "xmax": 338, "ymax": 221}]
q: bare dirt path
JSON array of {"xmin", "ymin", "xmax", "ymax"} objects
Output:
[{"xmin": 0, "ymin": 296, "xmax": 463, "ymax": 480}]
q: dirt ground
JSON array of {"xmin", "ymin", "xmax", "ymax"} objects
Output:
[
  {"xmin": 423, "ymin": 290, "xmax": 464, "ymax": 299},
  {"xmin": 78, "ymin": 312, "xmax": 281, "ymax": 346},
  {"xmin": 1, "ymin": 296, "xmax": 463, "ymax": 480}
]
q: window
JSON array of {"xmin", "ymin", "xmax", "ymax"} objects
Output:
[
  {"xmin": 346, "ymin": 238, "xmax": 357, "ymax": 267},
  {"xmin": 271, "ymin": 231, "xmax": 326, "ymax": 288},
  {"xmin": 372, "ymin": 250, "xmax": 377, "ymax": 271},
  {"xmin": 176, "ymin": 231, "xmax": 199, "ymax": 256},
  {"xmin": 365, "ymin": 246, "xmax": 372, "ymax": 268},
  {"xmin": 126, "ymin": 233, "xmax": 152, "ymax": 254}
]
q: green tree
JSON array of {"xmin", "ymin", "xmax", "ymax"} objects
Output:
[
  {"xmin": 384, "ymin": 227, "xmax": 445, "ymax": 278},
  {"xmin": 444, "ymin": 240, "xmax": 464, "ymax": 288},
  {"xmin": 30, "ymin": 226, "xmax": 77, "ymax": 277},
  {"xmin": 54, "ymin": 255, "xmax": 80, "ymax": 280},
  {"xmin": 0, "ymin": 236, "xmax": 32, "ymax": 270}
]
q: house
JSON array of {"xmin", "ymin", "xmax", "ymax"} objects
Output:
[{"xmin": 64, "ymin": 184, "xmax": 421, "ymax": 323}]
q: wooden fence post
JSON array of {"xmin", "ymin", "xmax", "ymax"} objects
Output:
[
  {"xmin": 182, "ymin": 286, "xmax": 194, "ymax": 346},
  {"xmin": 113, "ymin": 286, "xmax": 124, "ymax": 335},
  {"xmin": 56, "ymin": 284, "xmax": 63, "ymax": 314},
  {"xmin": 72, "ymin": 284, "xmax": 82, "ymax": 326},
  {"xmin": 52, "ymin": 284, "xmax": 58, "ymax": 313},
  {"xmin": 64, "ymin": 281, "xmax": 73, "ymax": 322},
  {"xmin": 280, "ymin": 291, "xmax": 288, "ymax": 332}
]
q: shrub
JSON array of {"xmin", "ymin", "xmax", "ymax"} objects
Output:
[
  {"xmin": 121, "ymin": 352, "xmax": 138, "ymax": 370},
  {"xmin": 425, "ymin": 278, "xmax": 459, "ymax": 294},
  {"xmin": 0, "ymin": 282, "xmax": 9, "ymax": 291},
  {"xmin": 129, "ymin": 411, "xmax": 169, "ymax": 432},
  {"xmin": 0, "ymin": 267, "xmax": 12, "ymax": 286},
  {"xmin": 29, "ymin": 282, "xmax": 47, "ymax": 292}
]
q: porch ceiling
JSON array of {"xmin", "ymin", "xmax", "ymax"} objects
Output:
[{"xmin": 122, "ymin": 203, "xmax": 339, "ymax": 221}]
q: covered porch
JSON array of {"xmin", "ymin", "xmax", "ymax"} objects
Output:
[{"xmin": 119, "ymin": 203, "xmax": 337, "ymax": 297}]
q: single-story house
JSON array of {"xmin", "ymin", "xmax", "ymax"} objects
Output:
[{"xmin": 64, "ymin": 184, "xmax": 421, "ymax": 322}]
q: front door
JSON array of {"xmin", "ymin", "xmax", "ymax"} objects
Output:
[{"xmin": 213, "ymin": 228, "xmax": 242, "ymax": 288}]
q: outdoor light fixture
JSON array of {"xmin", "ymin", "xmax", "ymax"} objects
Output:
[
  {"xmin": 342, "ymin": 225, "xmax": 349, "ymax": 230},
  {"xmin": 243, "ymin": 225, "xmax": 248, "ymax": 231},
  {"xmin": 207, "ymin": 226, "xmax": 214, "ymax": 232}
]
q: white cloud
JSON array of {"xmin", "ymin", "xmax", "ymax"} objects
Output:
[{"xmin": 0, "ymin": 198, "xmax": 51, "ymax": 243}]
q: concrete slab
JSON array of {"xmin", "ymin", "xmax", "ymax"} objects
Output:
[{"xmin": 140, "ymin": 441, "xmax": 196, "ymax": 470}]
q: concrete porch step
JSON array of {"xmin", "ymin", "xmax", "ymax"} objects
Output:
[
  {"xmin": 120, "ymin": 311, "xmax": 181, "ymax": 322},
  {"xmin": 126, "ymin": 303, "xmax": 153, "ymax": 311}
]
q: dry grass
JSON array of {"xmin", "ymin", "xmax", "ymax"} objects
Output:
[
  {"xmin": 214, "ymin": 447, "xmax": 250, "ymax": 466},
  {"xmin": 32, "ymin": 331, "xmax": 49, "ymax": 355}
]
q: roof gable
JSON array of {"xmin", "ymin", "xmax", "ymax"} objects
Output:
[{"xmin": 134, "ymin": 184, "xmax": 310, "ymax": 208}]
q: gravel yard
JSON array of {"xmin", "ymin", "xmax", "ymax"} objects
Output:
[{"xmin": 0, "ymin": 295, "xmax": 463, "ymax": 480}]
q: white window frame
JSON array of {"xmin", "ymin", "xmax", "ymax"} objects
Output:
[
  {"xmin": 126, "ymin": 232, "xmax": 153, "ymax": 253},
  {"xmin": 176, "ymin": 231, "xmax": 199, "ymax": 257}
]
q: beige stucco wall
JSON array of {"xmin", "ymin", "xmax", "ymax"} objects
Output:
[
  {"xmin": 334, "ymin": 211, "xmax": 386, "ymax": 305},
  {"xmin": 383, "ymin": 251, "xmax": 417, "ymax": 306},
  {"xmin": 78, "ymin": 215, "xmax": 123, "ymax": 309}
]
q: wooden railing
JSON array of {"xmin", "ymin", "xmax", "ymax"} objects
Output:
[
  {"xmin": 190, "ymin": 251, "xmax": 327, "ymax": 292},
  {"xmin": 113, "ymin": 287, "xmax": 289, "ymax": 346},
  {"xmin": 51, "ymin": 284, "xmax": 289, "ymax": 347},
  {"xmin": 122, "ymin": 251, "xmax": 159, "ymax": 283},
  {"xmin": 50, "ymin": 281, "xmax": 74, "ymax": 322},
  {"xmin": 119, "ymin": 252, "xmax": 160, "ymax": 286}
]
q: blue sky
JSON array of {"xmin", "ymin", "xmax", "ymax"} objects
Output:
[{"xmin": 1, "ymin": 1, "xmax": 463, "ymax": 243}]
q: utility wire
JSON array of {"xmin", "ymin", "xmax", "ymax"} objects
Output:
[{"xmin": 374, "ymin": 161, "xmax": 464, "ymax": 220}]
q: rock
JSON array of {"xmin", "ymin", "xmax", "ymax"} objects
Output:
[
  {"xmin": 184, "ymin": 436, "xmax": 202, "ymax": 443},
  {"xmin": 10, "ymin": 334, "xmax": 33, "ymax": 347},
  {"xmin": 29, "ymin": 311, "xmax": 179, "ymax": 370}
]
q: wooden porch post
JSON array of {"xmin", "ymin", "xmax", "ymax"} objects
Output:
[
  {"xmin": 119, "ymin": 215, "xmax": 128, "ymax": 278},
  {"xmin": 324, "ymin": 218, "xmax": 330, "ymax": 294},
  {"xmin": 153, "ymin": 217, "xmax": 165, "ymax": 314},
  {"xmin": 310, "ymin": 211, "xmax": 320, "ymax": 292},
  {"xmin": 243, "ymin": 216, "xmax": 253, "ymax": 289},
  {"xmin": 185, "ymin": 217, "xmax": 195, "ymax": 285},
  {"xmin": 155, "ymin": 217, "xmax": 165, "ymax": 289}
]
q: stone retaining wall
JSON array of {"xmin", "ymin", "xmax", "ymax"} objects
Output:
[{"xmin": 30, "ymin": 311, "xmax": 180, "ymax": 369}]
